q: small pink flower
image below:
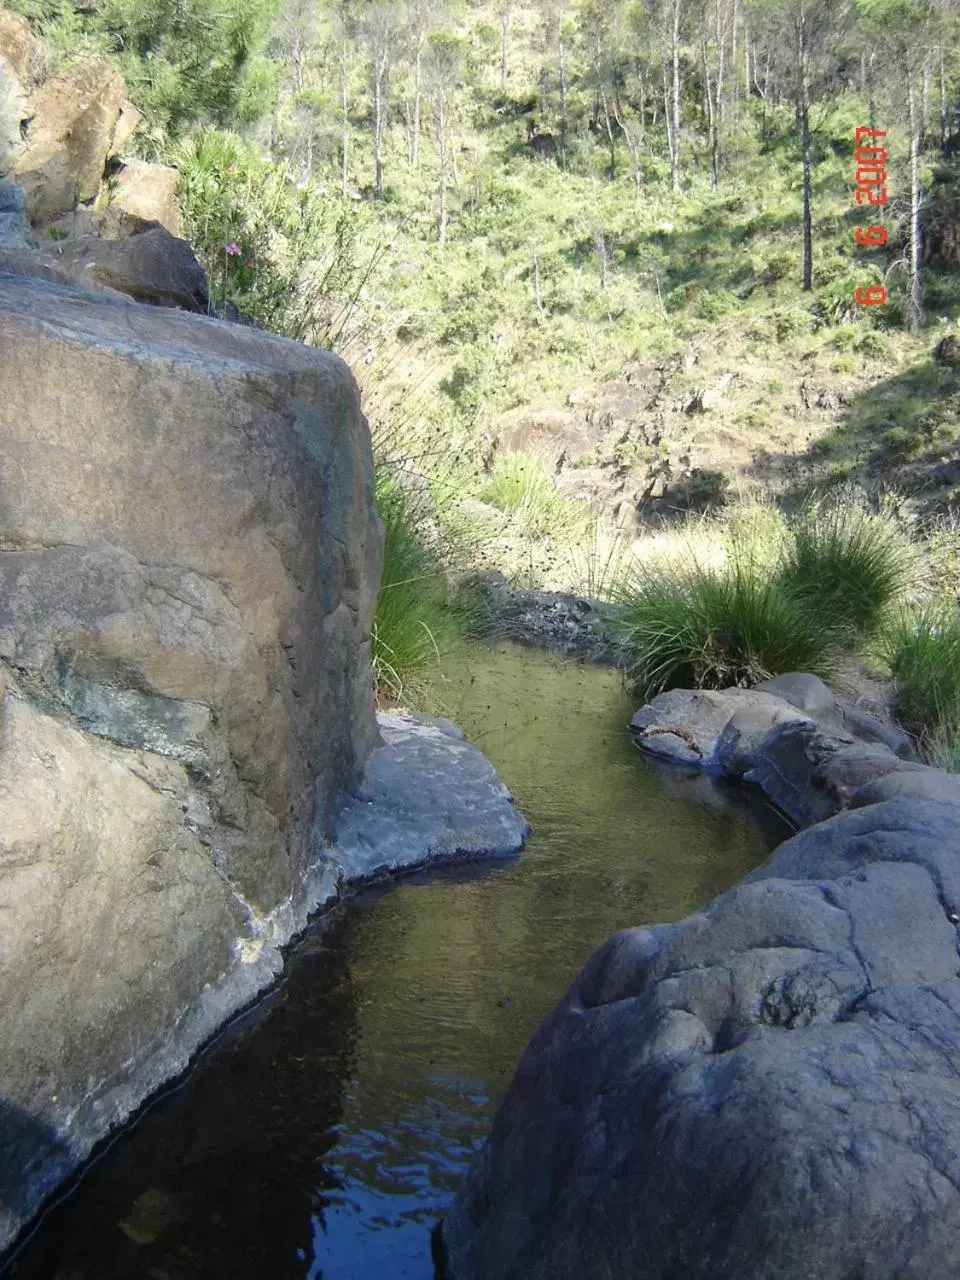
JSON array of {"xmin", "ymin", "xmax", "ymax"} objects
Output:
[{"xmin": 225, "ymin": 242, "xmax": 242, "ymax": 258}]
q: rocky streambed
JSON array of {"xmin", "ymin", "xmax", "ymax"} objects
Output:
[
  {"xmin": 440, "ymin": 671, "xmax": 960, "ymax": 1279},
  {"xmin": 2, "ymin": 644, "xmax": 785, "ymax": 1278}
]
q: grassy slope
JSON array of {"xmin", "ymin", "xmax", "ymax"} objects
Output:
[{"xmin": 329, "ymin": 1, "xmax": 960, "ymax": 584}]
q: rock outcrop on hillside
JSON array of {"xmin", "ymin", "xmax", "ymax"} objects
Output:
[
  {"xmin": 12, "ymin": 60, "xmax": 126, "ymax": 224},
  {"xmin": 440, "ymin": 673, "xmax": 960, "ymax": 1278},
  {"xmin": 0, "ymin": 269, "xmax": 382, "ymax": 1251},
  {"xmin": 0, "ymin": 14, "xmax": 182, "ymax": 241}
]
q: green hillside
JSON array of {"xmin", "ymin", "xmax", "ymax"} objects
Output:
[{"xmin": 9, "ymin": 0, "xmax": 960, "ymax": 737}]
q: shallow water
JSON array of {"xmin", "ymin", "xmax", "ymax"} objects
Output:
[{"xmin": 5, "ymin": 643, "xmax": 788, "ymax": 1280}]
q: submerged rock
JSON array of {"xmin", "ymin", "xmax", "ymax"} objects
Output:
[{"xmin": 441, "ymin": 798, "xmax": 960, "ymax": 1279}]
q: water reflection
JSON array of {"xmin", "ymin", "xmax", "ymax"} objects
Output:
[{"xmin": 4, "ymin": 644, "xmax": 787, "ymax": 1280}]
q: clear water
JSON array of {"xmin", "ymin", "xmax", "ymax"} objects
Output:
[{"xmin": 4, "ymin": 644, "xmax": 788, "ymax": 1280}]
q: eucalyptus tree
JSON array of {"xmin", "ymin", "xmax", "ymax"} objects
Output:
[
  {"xmin": 328, "ymin": 0, "xmax": 359, "ymax": 194},
  {"xmin": 425, "ymin": 29, "xmax": 462, "ymax": 241},
  {"xmin": 581, "ymin": 0, "xmax": 625, "ymax": 177},
  {"xmin": 403, "ymin": 0, "xmax": 447, "ymax": 168},
  {"xmin": 857, "ymin": 0, "xmax": 948, "ymax": 328},
  {"xmin": 697, "ymin": 0, "xmax": 735, "ymax": 187},
  {"xmin": 747, "ymin": 0, "xmax": 853, "ymax": 289},
  {"xmin": 360, "ymin": 0, "xmax": 401, "ymax": 197}
]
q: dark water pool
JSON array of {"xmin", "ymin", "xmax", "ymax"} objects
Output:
[{"xmin": 4, "ymin": 644, "xmax": 789, "ymax": 1280}]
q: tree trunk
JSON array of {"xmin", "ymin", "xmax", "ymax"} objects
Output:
[
  {"xmin": 744, "ymin": 23, "xmax": 750, "ymax": 101},
  {"xmin": 662, "ymin": 61, "xmax": 674, "ymax": 172},
  {"xmin": 412, "ymin": 39, "xmax": 422, "ymax": 168},
  {"xmin": 292, "ymin": 28, "xmax": 303, "ymax": 94},
  {"xmin": 500, "ymin": 0, "xmax": 510, "ymax": 89},
  {"xmin": 374, "ymin": 65, "xmax": 385, "ymax": 199},
  {"xmin": 907, "ymin": 76, "xmax": 923, "ymax": 329},
  {"xmin": 704, "ymin": 43, "xmax": 717, "ymax": 192},
  {"xmin": 601, "ymin": 82, "xmax": 616, "ymax": 177},
  {"xmin": 341, "ymin": 49, "xmax": 350, "ymax": 196},
  {"xmin": 939, "ymin": 48, "xmax": 947, "ymax": 148},
  {"xmin": 438, "ymin": 90, "xmax": 447, "ymax": 244},
  {"xmin": 373, "ymin": 42, "xmax": 389, "ymax": 201},
  {"xmin": 799, "ymin": 7, "xmax": 812, "ymax": 290},
  {"xmin": 730, "ymin": 0, "xmax": 738, "ymax": 116},
  {"xmin": 715, "ymin": 0, "xmax": 725, "ymax": 130},
  {"xmin": 671, "ymin": 0, "xmax": 682, "ymax": 191},
  {"xmin": 533, "ymin": 251, "xmax": 543, "ymax": 313},
  {"xmin": 559, "ymin": 29, "xmax": 567, "ymax": 124}
]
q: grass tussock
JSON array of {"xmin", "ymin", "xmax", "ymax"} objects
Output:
[
  {"xmin": 613, "ymin": 491, "xmax": 916, "ymax": 701},
  {"xmin": 614, "ymin": 543, "xmax": 836, "ymax": 699},
  {"xmin": 778, "ymin": 496, "xmax": 915, "ymax": 639},
  {"xmin": 372, "ymin": 467, "xmax": 477, "ymax": 706},
  {"xmin": 879, "ymin": 607, "xmax": 960, "ymax": 770}
]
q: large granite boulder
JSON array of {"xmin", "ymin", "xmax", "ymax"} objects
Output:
[
  {"xmin": 0, "ymin": 270, "xmax": 381, "ymax": 1250},
  {"xmin": 441, "ymin": 798, "xmax": 960, "ymax": 1279},
  {"xmin": 99, "ymin": 157, "xmax": 182, "ymax": 238},
  {"xmin": 13, "ymin": 60, "xmax": 125, "ymax": 224}
]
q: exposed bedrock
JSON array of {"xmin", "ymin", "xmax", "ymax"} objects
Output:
[
  {"xmin": 0, "ymin": 271, "xmax": 527, "ymax": 1254},
  {"xmin": 442, "ymin": 797, "xmax": 960, "ymax": 1279},
  {"xmin": 626, "ymin": 672, "xmax": 959, "ymax": 827}
]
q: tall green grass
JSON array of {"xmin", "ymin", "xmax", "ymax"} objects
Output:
[
  {"xmin": 779, "ymin": 497, "xmax": 914, "ymax": 638},
  {"xmin": 613, "ymin": 492, "xmax": 914, "ymax": 700},
  {"xmin": 879, "ymin": 607, "xmax": 960, "ymax": 770},
  {"xmin": 480, "ymin": 453, "xmax": 582, "ymax": 539},
  {"xmin": 613, "ymin": 545, "xmax": 836, "ymax": 698},
  {"xmin": 372, "ymin": 467, "xmax": 476, "ymax": 705}
]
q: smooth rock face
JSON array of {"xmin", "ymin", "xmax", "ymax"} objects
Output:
[
  {"xmin": 0, "ymin": 271, "xmax": 383, "ymax": 1250},
  {"xmin": 442, "ymin": 799, "xmax": 960, "ymax": 1280},
  {"xmin": 631, "ymin": 674, "xmax": 925, "ymax": 827},
  {"xmin": 330, "ymin": 713, "xmax": 531, "ymax": 877}
]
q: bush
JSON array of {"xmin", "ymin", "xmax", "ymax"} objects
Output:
[
  {"xmin": 613, "ymin": 492, "xmax": 913, "ymax": 700},
  {"xmin": 174, "ymin": 128, "xmax": 368, "ymax": 341},
  {"xmin": 778, "ymin": 496, "xmax": 914, "ymax": 639}
]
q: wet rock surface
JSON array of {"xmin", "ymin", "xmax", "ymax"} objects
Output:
[
  {"xmin": 628, "ymin": 671, "xmax": 931, "ymax": 829},
  {"xmin": 442, "ymin": 674, "xmax": 960, "ymax": 1278},
  {"xmin": 329, "ymin": 713, "xmax": 531, "ymax": 879},
  {"xmin": 441, "ymin": 798, "xmax": 960, "ymax": 1280}
]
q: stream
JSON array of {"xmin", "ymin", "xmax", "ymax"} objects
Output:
[{"xmin": 5, "ymin": 642, "xmax": 789, "ymax": 1280}]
